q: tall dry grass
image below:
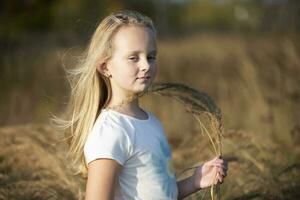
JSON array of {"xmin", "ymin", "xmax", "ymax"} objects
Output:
[
  {"xmin": 0, "ymin": 124, "xmax": 84, "ymax": 200},
  {"xmin": 0, "ymin": 33, "xmax": 299, "ymax": 199}
]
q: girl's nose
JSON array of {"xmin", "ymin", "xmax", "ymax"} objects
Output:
[{"xmin": 140, "ymin": 59, "xmax": 151, "ymax": 71}]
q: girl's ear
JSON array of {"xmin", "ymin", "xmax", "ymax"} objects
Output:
[{"xmin": 97, "ymin": 62, "xmax": 111, "ymax": 78}]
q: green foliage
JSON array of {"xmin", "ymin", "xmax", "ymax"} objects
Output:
[{"xmin": 0, "ymin": 0, "xmax": 298, "ymax": 42}]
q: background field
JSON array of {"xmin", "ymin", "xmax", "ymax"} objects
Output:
[{"xmin": 0, "ymin": 0, "xmax": 299, "ymax": 199}]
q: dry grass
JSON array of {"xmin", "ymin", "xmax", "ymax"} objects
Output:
[
  {"xmin": 0, "ymin": 33, "xmax": 299, "ymax": 199},
  {"xmin": 220, "ymin": 129, "xmax": 300, "ymax": 200},
  {"xmin": 0, "ymin": 123, "xmax": 84, "ymax": 200}
]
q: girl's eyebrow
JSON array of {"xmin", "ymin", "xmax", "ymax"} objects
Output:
[{"xmin": 127, "ymin": 50, "xmax": 157, "ymax": 54}]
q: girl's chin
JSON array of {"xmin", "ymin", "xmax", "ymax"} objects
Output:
[
  {"xmin": 127, "ymin": 81, "xmax": 153, "ymax": 95},
  {"xmin": 133, "ymin": 87, "xmax": 149, "ymax": 95}
]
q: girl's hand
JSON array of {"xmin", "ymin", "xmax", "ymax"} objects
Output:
[{"xmin": 193, "ymin": 156, "xmax": 228, "ymax": 190}]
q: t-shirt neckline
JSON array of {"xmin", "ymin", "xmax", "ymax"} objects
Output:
[{"xmin": 102, "ymin": 108, "xmax": 150, "ymax": 122}]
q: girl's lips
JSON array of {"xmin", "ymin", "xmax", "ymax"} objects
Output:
[
  {"xmin": 138, "ymin": 76, "xmax": 151, "ymax": 79},
  {"xmin": 137, "ymin": 76, "xmax": 151, "ymax": 82}
]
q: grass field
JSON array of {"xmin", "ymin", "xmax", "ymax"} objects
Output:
[{"xmin": 0, "ymin": 33, "xmax": 299, "ymax": 199}]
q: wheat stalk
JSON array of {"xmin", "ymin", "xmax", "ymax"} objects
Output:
[{"xmin": 147, "ymin": 82, "xmax": 224, "ymax": 200}]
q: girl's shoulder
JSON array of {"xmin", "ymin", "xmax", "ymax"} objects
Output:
[
  {"xmin": 85, "ymin": 109, "xmax": 136, "ymax": 150},
  {"xmin": 84, "ymin": 109, "xmax": 136, "ymax": 166},
  {"xmin": 94, "ymin": 109, "xmax": 132, "ymax": 133}
]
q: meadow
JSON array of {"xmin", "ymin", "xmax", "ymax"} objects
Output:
[{"xmin": 0, "ymin": 32, "xmax": 299, "ymax": 199}]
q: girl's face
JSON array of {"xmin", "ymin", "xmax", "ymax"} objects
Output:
[{"xmin": 103, "ymin": 25, "xmax": 157, "ymax": 98}]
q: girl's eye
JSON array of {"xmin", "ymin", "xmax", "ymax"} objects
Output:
[
  {"xmin": 129, "ymin": 56, "xmax": 138, "ymax": 61},
  {"xmin": 128, "ymin": 55, "xmax": 156, "ymax": 62},
  {"xmin": 148, "ymin": 56, "xmax": 156, "ymax": 61}
]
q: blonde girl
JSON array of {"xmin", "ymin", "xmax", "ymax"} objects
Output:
[{"xmin": 52, "ymin": 10, "xmax": 228, "ymax": 200}]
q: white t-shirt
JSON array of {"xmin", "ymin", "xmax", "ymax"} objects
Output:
[{"xmin": 84, "ymin": 108, "xmax": 178, "ymax": 200}]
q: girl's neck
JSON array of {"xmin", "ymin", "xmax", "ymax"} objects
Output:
[
  {"xmin": 105, "ymin": 98, "xmax": 148, "ymax": 119},
  {"xmin": 105, "ymin": 96, "xmax": 141, "ymax": 112}
]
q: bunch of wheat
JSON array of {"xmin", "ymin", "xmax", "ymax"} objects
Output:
[{"xmin": 146, "ymin": 82, "xmax": 224, "ymax": 200}]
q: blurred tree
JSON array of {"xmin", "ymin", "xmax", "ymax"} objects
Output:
[
  {"xmin": 0, "ymin": 0, "xmax": 299, "ymax": 43},
  {"xmin": 0, "ymin": 0, "xmax": 55, "ymax": 40}
]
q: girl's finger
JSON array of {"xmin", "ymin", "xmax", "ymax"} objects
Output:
[
  {"xmin": 214, "ymin": 159, "xmax": 227, "ymax": 167},
  {"xmin": 215, "ymin": 158, "xmax": 224, "ymax": 163},
  {"xmin": 212, "ymin": 165, "xmax": 227, "ymax": 178},
  {"xmin": 214, "ymin": 176, "xmax": 219, "ymax": 185},
  {"xmin": 218, "ymin": 168, "xmax": 226, "ymax": 177},
  {"xmin": 214, "ymin": 159, "xmax": 228, "ymax": 168},
  {"xmin": 212, "ymin": 172, "xmax": 219, "ymax": 185},
  {"xmin": 212, "ymin": 163, "xmax": 227, "ymax": 171},
  {"xmin": 218, "ymin": 174, "xmax": 223, "ymax": 183},
  {"xmin": 207, "ymin": 157, "xmax": 219, "ymax": 165}
]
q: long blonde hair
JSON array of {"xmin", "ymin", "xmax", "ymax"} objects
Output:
[{"xmin": 50, "ymin": 10, "xmax": 157, "ymax": 178}]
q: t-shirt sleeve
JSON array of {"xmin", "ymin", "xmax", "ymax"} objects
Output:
[{"xmin": 84, "ymin": 121, "xmax": 132, "ymax": 166}]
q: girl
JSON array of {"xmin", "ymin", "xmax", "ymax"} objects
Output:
[{"xmin": 53, "ymin": 10, "xmax": 228, "ymax": 200}]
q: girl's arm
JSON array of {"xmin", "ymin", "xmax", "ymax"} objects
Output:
[
  {"xmin": 177, "ymin": 175, "xmax": 199, "ymax": 200},
  {"xmin": 85, "ymin": 159, "xmax": 122, "ymax": 200}
]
